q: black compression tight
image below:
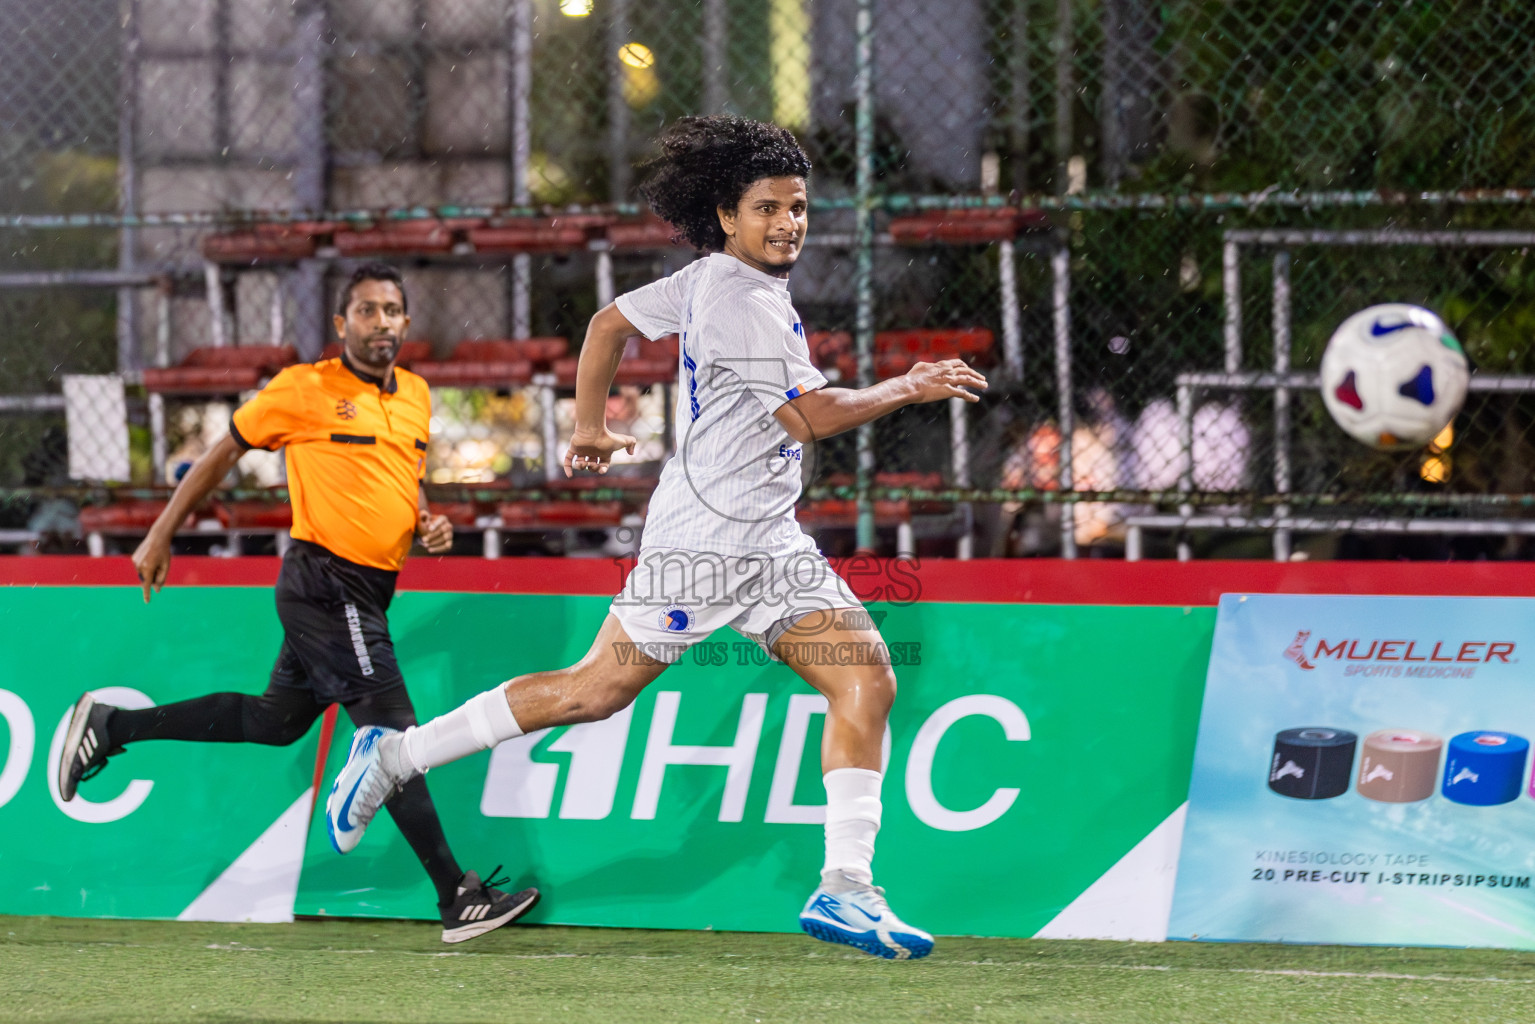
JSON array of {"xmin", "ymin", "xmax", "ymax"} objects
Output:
[{"xmin": 109, "ymin": 687, "xmax": 465, "ymax": 907}]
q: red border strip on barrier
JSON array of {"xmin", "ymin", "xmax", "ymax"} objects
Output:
[{"xmin": 5, "ymin": 555, "xmax": 1535, "ymax": 605}]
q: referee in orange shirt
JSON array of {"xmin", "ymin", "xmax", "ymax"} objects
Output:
[{"xmin": 57, "ymin": 263, "xmax": 539, "ymax": 943}]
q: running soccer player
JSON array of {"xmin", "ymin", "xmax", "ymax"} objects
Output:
[
  {"xmin": 325, "ymin": 118, "xmax": 986, "ymax": 959},
  {"xmin": 58, "ymin": 263, "xmax": 539, "ymax": 943}
]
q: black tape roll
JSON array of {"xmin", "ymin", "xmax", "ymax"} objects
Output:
[{"xmin": 1269, "ymin": 727, "xmax": 1358, "ymax": 800}]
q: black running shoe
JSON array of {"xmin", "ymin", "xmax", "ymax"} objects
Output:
[
  {"xmin": 439, "ymin": 866, "xmax": 540, "ymax": 944},
  {"xmin": 58, "ymin": 693, "xmax": 122, "ymax": 802}
]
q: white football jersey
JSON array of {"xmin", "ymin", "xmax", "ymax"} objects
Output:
[{"xmin": 615, "ymin": 253, "xmax": 827, "ymax": 558}]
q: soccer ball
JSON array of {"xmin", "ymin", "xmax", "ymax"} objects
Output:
[{"xmin": 1318, "ymin": 303, "xmax": 1469, "ymax": 450}]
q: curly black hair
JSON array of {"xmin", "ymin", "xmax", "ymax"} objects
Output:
[{"xmin": 637, "ymin": 116, "xmax": 811, "ymax": 252}]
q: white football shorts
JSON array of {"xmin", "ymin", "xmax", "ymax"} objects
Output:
[{"xmin": 609, "ymin": 544, "xmax": 865, "ymax": 664}]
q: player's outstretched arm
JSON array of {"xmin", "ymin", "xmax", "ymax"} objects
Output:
[
  {"xmin": 566, "ymin": 302, "xmax": 641, "ymax": 476},
  {"xmin": 131, "ymin": 433, "xmax": 244, "ymax": 603},
  {"xmin": 774, "ymin": 358, "xmax": 987, "ymax": 444}
]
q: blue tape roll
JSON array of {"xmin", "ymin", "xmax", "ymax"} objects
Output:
[{"xmin": 1441, "ymin": 731, "xmax": 1529, "ymax": 806}]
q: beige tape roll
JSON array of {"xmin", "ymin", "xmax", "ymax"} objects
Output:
[{"xmin": 1357, "ymin": 729, "xmax": 1443, "ymax": 803}]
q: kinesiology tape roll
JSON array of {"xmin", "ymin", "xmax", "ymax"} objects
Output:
[
  {"xmin": 1357, "ymin": 729, "xmax": 1443, "ymax": 803},
  {"xmin": 1268, "ymin": 727, "xmax": 1357, "ymax": 800},
  {"xmin": 1441, "ymin": 731, "xmax": 1529, "ymax": 806}
]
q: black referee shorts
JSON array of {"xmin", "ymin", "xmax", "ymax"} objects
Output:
[{"xmin": 269, "ymin": 539, "xmax": 406, "ymax": 703}]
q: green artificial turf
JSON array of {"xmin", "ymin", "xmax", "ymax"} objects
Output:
[{"xmin": 3, "ymin": 916, "xmax": 1533, "ymax": 1023}]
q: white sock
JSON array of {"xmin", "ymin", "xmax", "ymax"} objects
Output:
[
  {"xmin": 400, "ymin": 685, "xmax": 524, "ymax": 774},
  {"xmin": 822, "ymin": 767, "xmax": 882, "ymax": 887}
]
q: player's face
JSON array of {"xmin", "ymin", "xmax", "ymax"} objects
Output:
[
  {"xmin": 718, "ymin": 176, "xmax": 808, "ymax": 277},
  {"xmin": 334, "ymin": 278, "xmax": 410, "ymax": 373}
]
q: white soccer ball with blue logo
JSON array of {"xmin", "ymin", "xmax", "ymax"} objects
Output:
[{"xmin": 1318, "ymin": 303, "xmax": 1470, "ymax": 450}]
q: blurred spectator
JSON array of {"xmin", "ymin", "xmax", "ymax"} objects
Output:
[
  {"xmin": 1130, "ymin": 397, "xmax": 1250, "ymax": 494},
  {"xmin": 165, "ymin": 402, "xmax": 284, "ymax": 488},
  {"xmin": 997, "ymin": 389, "xmax": 1134, "ymax": 553}
]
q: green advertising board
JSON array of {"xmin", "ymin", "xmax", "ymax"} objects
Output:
[
  {"xmin": 0, "ymin": 587, "xmax": 317, "ymax": 920},
  {"xmin": 295, "ymin": 595, "xmax": 1213, "ymax": 938},
  {"xmin": 0, "ymin": 584, "xmax": 1213, "ymax": 937}
]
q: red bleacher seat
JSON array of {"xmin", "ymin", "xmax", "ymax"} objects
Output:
[
  {"xmin": 809, "ymin": 331, "xmax": 853, "ymax": 370},
  {"xmin": 411, "ymin": 338, "xmax": 567, "ymax": 388},
  {"xmin": 796, "ymin": 498, "xmax": 912, "ymax": 529},
  {"xmin": 802, "ymin": 472, "xmax": 948, "ymax": 526},
  {"xmin": 553, "ymin": 334, "xmax": 679, "ymax": 388},
  {"xmin": 818, "ymin": 472, "xmax": 944, "ymax": 493},
  {"xmin": 547, "ymin": 475, "xmax": 658, "ymax": 497},
  {"xmin": 467, "ymin": 215, "xmax": 614, "ymax": 253},
  {"xmin": 78, "ymin": 500, "xmax": 183, "ymax": 534},
  {"xmin": 877, "ymin": 328, "xmax": 993, "ymax": 358},
  {"xmin": 202, "ymin": 222, "xmax": 335, "ymax": 263},
  {"xmin": 217, "ymin": 500, "xmax": 293, "ymax": 531},
  {"xmin": 428, "ymin": 501, "xmax": 481, "ymax": 528},
  {"xmin": 143, "ymin": 345, "xmax": 299, "ymax": 395},
  {"xmin": 833, "ymin": 329, "xmax": 995, "ymax": 381},
  {"xmin": 888, "ymin": 207, "xmax": 1050, "ymax": 245},
  {"xmin": 611, "ymin": 359, "xmax": 677, "ymax": 386},
  {"xmin": 333, "ymin": 219, "xmax": 479, "ymax": 257},
  {"xmin": 605, "ymin": 215, "xmax": 687, "ymax": 251},
  {"xmin": 496, "ymin": 500, "xmax": 624, "ymax": 529},
  {"xmin": 317, "ymin": 341, "xmax": 434, "ymax": 367}
]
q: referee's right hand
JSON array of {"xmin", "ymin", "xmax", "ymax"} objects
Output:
[
  {"xmin": 564, "ymin": 426, "xmax": 637, "ymax": 476},
  {"xmin": 131, "ymin": 535, "xmax": 172, "ymax": 604}
]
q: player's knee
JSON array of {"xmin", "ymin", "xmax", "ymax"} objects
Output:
[
  {"xmin": 867, "ymin": 665, "xmax": 898, "ymax": 712},
  {"xmin": 820, "ymin": 664, "xmax": 895, "ymax": 719},
  {"xmin": 241, "ymin": 698, "xmax": 312, "ymax": 746}
]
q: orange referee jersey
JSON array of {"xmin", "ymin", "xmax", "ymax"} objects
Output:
[{"xmin": 230, "ymin": 353, "xmax": 430, "ymax": 571}]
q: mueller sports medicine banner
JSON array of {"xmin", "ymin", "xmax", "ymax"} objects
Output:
[{"xmin": 1171, "ymin": 594, "xmax": 1535, "ymax": 949}]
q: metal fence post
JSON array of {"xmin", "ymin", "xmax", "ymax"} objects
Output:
[
  {"xmin": 511, "ymin": 0, "xmax": 534, "ymax": 339},
  {"xmin": 703, "ymin": 0, "xmax": 728, "ymax": 115},
  {"xmin": 1222, "ymin": 237, "xmax": 1242, "ymax": 374},
  {"xmin": 607, "ymin": 0, "xmax": 632, "ymax": 203},
  {"xmin": 1009, "ymin": 0, "xmax": 1030, "ymax": 193},
  {"xmin": 150, "ymin": 281, "xmax": 171, "ymax": 484},
  {"xmin": 1052, "ymin": 0, "xmax": 1073, "ymax": 191},
  {"xmin": 854, "ymin": 0, "xmax": 876, "ymax": 552},
  {"xmin": 292, "ymin": 0, "xmax": 328, "ymax": 360},
  {"xmin": 999, "ymin": 239, "xmax": 1023, "ymax": 381},
  {"xmin": 1272, "ymin": 250, "xmax": 1293, "ymax": 561},
  {"xmin": 1100, "ymin": 0, "xmax": 1124, "ymax": 189},
  {"xmin": 1052, "ymin": 242, "xmax": 1076, "ymax": 559},
  {"xmin": 116, "ymin": 0, "xmax": 140, "ymax": 375},
  {"xmin": 1176, "ymin": 380, "xmax": 1194, "ymax": 562}
]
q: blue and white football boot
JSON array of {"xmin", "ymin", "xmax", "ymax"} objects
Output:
[
  {"xmin": 799, "ymin": 873, "xmax": 934, "ymax": 960},
  {"xmin": 326, "ymin": 725, "xmax": 408, "ymax": 854}
]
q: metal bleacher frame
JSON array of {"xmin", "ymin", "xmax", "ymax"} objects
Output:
[
  {"xmin": 1125, "ymin": 229, "xmax": 1535, "ymax": 562},
  {"xmin": 871, "ymin": 207, "xmax": 1064, "ymax": 557},
  {"xmin": 43, "ymin": 207, "xmax": 1069, "ymax": 560},
  {"xmin": 187, "ymin": 216, "xmax": 684, "ymax": 557}
]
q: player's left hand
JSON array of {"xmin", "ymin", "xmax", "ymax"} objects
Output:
[
  {"xmin": 416, "ymin": 510, "xmax": 454, "ymax": 554},
  {"xmin": 904, "ymin": 359, "xmax": 989, "ymax": 404}
]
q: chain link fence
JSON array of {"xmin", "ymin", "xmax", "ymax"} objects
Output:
[{"xmin": 3, "ymin": 0, "xmax": 1535, "ymax": 557}]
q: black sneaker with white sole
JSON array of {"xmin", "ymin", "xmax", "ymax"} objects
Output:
[
  {"xmin": 58, "ymin": 693, "xmax": 123, "ymax": 802},
  {"xmin": 439, "ymin": 867, "xmax": 540, "ymax": 944}
]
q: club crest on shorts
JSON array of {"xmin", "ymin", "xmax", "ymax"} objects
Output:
[{"xmin": 658, "ymin": 604, "xmax": 693, "ymax": 632}]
